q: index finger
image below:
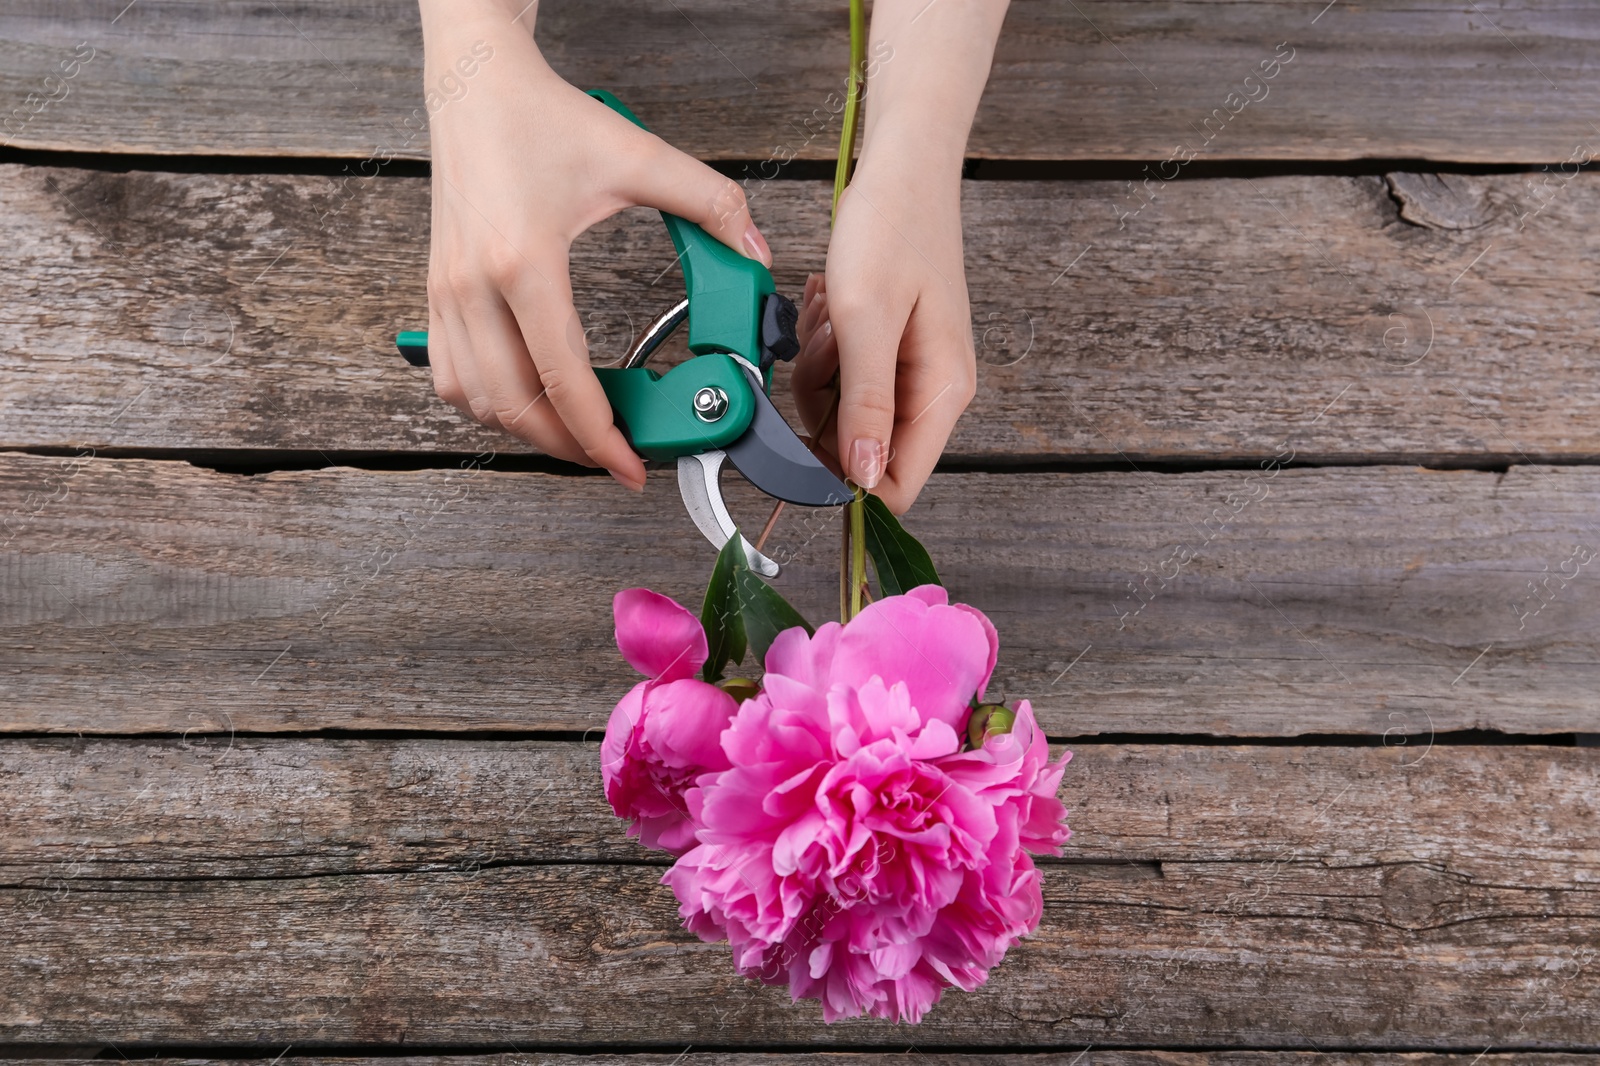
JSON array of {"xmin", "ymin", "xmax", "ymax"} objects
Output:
[{"xmin": 505, "ymin": 266, "xmax": 647, "ymax": 489}]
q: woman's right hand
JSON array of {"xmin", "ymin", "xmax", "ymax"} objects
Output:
[{"xmin": 418, "ymin": 0, "xmax": 773, "ymax": 490}]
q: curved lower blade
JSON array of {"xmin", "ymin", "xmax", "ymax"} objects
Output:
[
  {"xmin": 724, "ymin": 366, "xmax": 853, "ymax": 506},
  {"xmin": 677, "ymin": 450, "xmax": 781, "ymax": 578}
]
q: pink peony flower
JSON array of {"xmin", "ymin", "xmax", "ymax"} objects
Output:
[
  {"xmin": 662, "ymin": 586, "xmax": 1071, "ymax": 1023},
  {"xmin": 601, "ymin": 589, "xmax": 740, "ymax": 856}
]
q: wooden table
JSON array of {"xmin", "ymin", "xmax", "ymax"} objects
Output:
[{"xmin": 3, "ymin": 2, "xmax": 1597, "ymax": 1061}]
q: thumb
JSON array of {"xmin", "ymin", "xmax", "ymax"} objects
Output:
[
  {"xmin": 616, "ymin": 133, "xmax": 771, "ymax": 267},
  {"xmin": 828, "ymin": 287, "xmax": 910, "ymax": 491}
]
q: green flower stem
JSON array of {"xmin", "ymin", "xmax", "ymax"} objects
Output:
[
  {"xmin": 840, "ymin": 503, "xmax": 851, "ymax": 623},
  {"xmin": 832, "ymin": 0, "xmax": 870, "ymax": 624},
  {"xmin": 832, "ymin": 0, "xmax": 867, "ymax": 222},
  {"xmin": 835, "ymin": 0, "xmax": 867, "ymax": 623},
  {"xmin": 849, "ymin": 488, "xmax": 867, "ymax": 619}
]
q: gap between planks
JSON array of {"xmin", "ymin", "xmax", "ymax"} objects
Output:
[
  {"xmin": 0, "ymin": 144, "xmax": 1571, "ymax": 181},
  {"xmin": 2, "ymin": 1051, "xmax": 1600, "ymax": 1062},
  {"xmin": 8, "ymin": 167, "xmax": 1600, "ymax": 461}
]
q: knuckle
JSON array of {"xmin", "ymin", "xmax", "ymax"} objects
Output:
[
  {"xmin": 536, "ymin": 362, "xmax": 572, "ymax": 404},
  {"xmin": 443, "ymin": 264, "xmax": 480, "ymax": 303},
  {"xmin": 467, "ymin": 393, "xmax": 497, "ymax": 424},
  {"xmin": 431, "ymin": 373, "xmax": 465, "ymax": 410},
  {"xmin": 952, "ymin": 364, "xmax": 978, "ymax": 407},
  {"xmin": 492, "ymin": 402, "xmax": 533, "ymax": 431},
  {"xmin": 615, "ymin": 131, "xmax": 656, "ymax": 182},
  {"xmin": 822, "ymin": 288, "xmax": 872, "ymax": 326},
  {"xmin": 482, "ymin": 247, "xmax": 524, "ymax": 290},
  {"xmin": 488, "ymin": 386, "xmax": 536, "ymax": 430},
  {"xmin": 844, "ymin": 384, "xmax": 896, "ymax": 427},
  {"xmin": 426, "ymin": 273, "xmax": 451, "ymax": 308}
]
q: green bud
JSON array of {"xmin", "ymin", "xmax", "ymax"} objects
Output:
[
  {"xmin": 718, "ymin": 677, "xmax": 761, "ymax": 703},
  {"xmin": 966, "ymin": 703, "xmax": 1016, "ymax": 749}
]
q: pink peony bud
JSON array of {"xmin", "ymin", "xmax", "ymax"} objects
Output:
[{"xmin": 601, "ymin": 589, "xmax": 739, "ymax": 856}]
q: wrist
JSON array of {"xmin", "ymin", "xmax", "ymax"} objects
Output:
[
  {"xmin": 854, "ymin": 0, "xmax": 1007, "ymax": 180},
  {"xmin": 418, "ymin": 0, "xmax": 531, "ymax": 48},
  {"xmin": 857, "ymin": 119, "xmax": 966, "ymax": 188}
]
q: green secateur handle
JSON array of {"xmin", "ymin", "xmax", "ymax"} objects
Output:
[{"xmin": 396, "ymin": 89, "xmax": 792, "ymax": 463}]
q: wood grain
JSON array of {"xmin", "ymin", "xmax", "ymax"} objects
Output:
[
  {"xmin": 4, "ymin": 866, "xmax": 1594, "ymax": 1046},
  {"xmin": 2, "ymin": 2, "xmax": 1596, "ymax": 162},
  {"xmin": 9, "ymin": 1059, "xmax": 1596, "ymax": 1066},
  {"xmin": 4, "ymin": 739, "xmax": 1593, "ymax": 883},
  {"xmin": 6, "ymin": 454, "xmax": 1600, "ymax": 736},
  {"xmin": 5, "ymin": 164, "xmax": 1600, "ymax": 462},
  {"xmin": 1, "ymin": 739, "xmax": 1595, "ymax": 1048}
]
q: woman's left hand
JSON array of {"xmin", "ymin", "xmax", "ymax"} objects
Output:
[{"xmin": 790, "ymin": 158, "xmax": 976, "ymax": 515}]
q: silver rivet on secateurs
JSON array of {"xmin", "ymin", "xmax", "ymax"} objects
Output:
[{"xmin": 693, "ymin": 386, "xmax": 729, "ymax": 422}]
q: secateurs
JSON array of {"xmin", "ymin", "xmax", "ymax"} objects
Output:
[{"xmin": 394, "ymin": 89, "xmax": 851, "ymax": 577}]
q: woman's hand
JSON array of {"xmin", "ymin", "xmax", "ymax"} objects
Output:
[
  {"xmin": 791, "ymin": 160, "xmax": 975, "ymax": 514},
  {"xmin": 418, "ymin": 0, "xmax": 772, "ymax": 491},
  {"xmin": 790, "ymin": 0, "xmax": 1009, "ymax": 514}
]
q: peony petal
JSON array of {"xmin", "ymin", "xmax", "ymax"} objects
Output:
[
  {"xmin": 721, "ymin": 680, "xmax": 830, "ymax": 768},
  {"xmin": 885, "ymin": 965, "xmax": 945, "ymax": 1023},
  {"xmin": 637, "ymin": 808, "xmax": 701, "ymax": 856},
  {"xmin": 639, "ymin": 678, "xmax": 738, "ymax": 770},
  {"xmin": 613, "ymin": 588, "xmax": 708, "ymax": 682},
  {"xmin": 599, "ymin": 681, "xmax": 646, "ymax": 809},
  {"xmin": 773, "ymin": 809, "xmax": 827, "ymax": 875},
  {"xmin": 909, "ymin": 717, "xmax": 961, "ymax": 760},
  {"xmin": 765, "ymin": 620, "xmax": 844, "ymax": 690},
  {"xmin": 601, "ymin": 679, "xmax": 644, "ymax": 750},
  {"xmin": 850, "ymin": 676, "xmax": 921, "ymax": 745},
  {"xmin": 950, "ymin": 601, "xmax": 1000, "ymax": 700},
  {"xmin": 868, "ymin": 939, "xmax": 921, "ymax": 981},
  {"xmin": 832, "ymin": 590, "xmax": 997, "ymax": 730}
]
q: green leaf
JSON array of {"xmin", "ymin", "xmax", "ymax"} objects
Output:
[
  {"xmin": 699, "ymin": 534, "xmax": 748, "ymax": 683},
  {"xmin": 734, "ymin": 567, "xmax": 814, "ymax": 665},
  {"xmin": 701, "ymin": 531, "xmax": 815, "ymax": 679},
  {"xmin": 860, "ymin": 493, "xmax": 942, "ymax": 597}
]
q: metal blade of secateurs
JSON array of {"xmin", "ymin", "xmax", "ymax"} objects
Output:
[
  {"xmin": 677, "ymin": 450, "xmax": 780, "ymax": 578},
  {"xmin": 724, "ymin": 366, "xmax": 853, "ymax": 507}
]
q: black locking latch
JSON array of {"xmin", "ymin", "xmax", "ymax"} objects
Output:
[{"xmin": 759, "ymin": 292, "xmax": 801, "ymax": 372}]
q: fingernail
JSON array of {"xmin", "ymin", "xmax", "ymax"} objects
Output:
[
  {"xmin": 803, "ymin": 272, "xmax": 820, "ymax": 305},
  {"xmin": 743, "ymin": 223, "xmax": 772, "ymax": 266},
  {"xmin": 800, "ymin": 291, "xmax": 828, "ymax": 339},
  {"xmin": 799, "ymin": 317, "xmax": 831, "ymax": 362},
  {"xmin": 849, "ymin": 438, "xmax": 885, "ymax": 490},
  {"xmin": 611, "ymin": 469, "xmax": 645, "ymax": 493}
]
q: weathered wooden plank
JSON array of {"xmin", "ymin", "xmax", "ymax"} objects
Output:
[
  {"xmin": 2, "ymin": 739, "xmax": 1595, "ymax": 1048},
  {"xmin": 4, "ymin": 740, "xmax": 1593, "ymax": 886},
  {"xmin": 4, "ymin": 854, "xmax": 1595, "ymax": 1045},
  {"xmin": 5, "ymin": 164, "xmax": 1600, "ymax": 462},
  {"xmin": 5, "ymin": 455, "xmax": 1600, "ymax": 736},
  {"xmin": 2, "ymin": 2, "xmax": 1596, "ymax": 162},
  {"xmin": 9, "ymin": 1059, "xmax": 1593, "ymax": 1066}
]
